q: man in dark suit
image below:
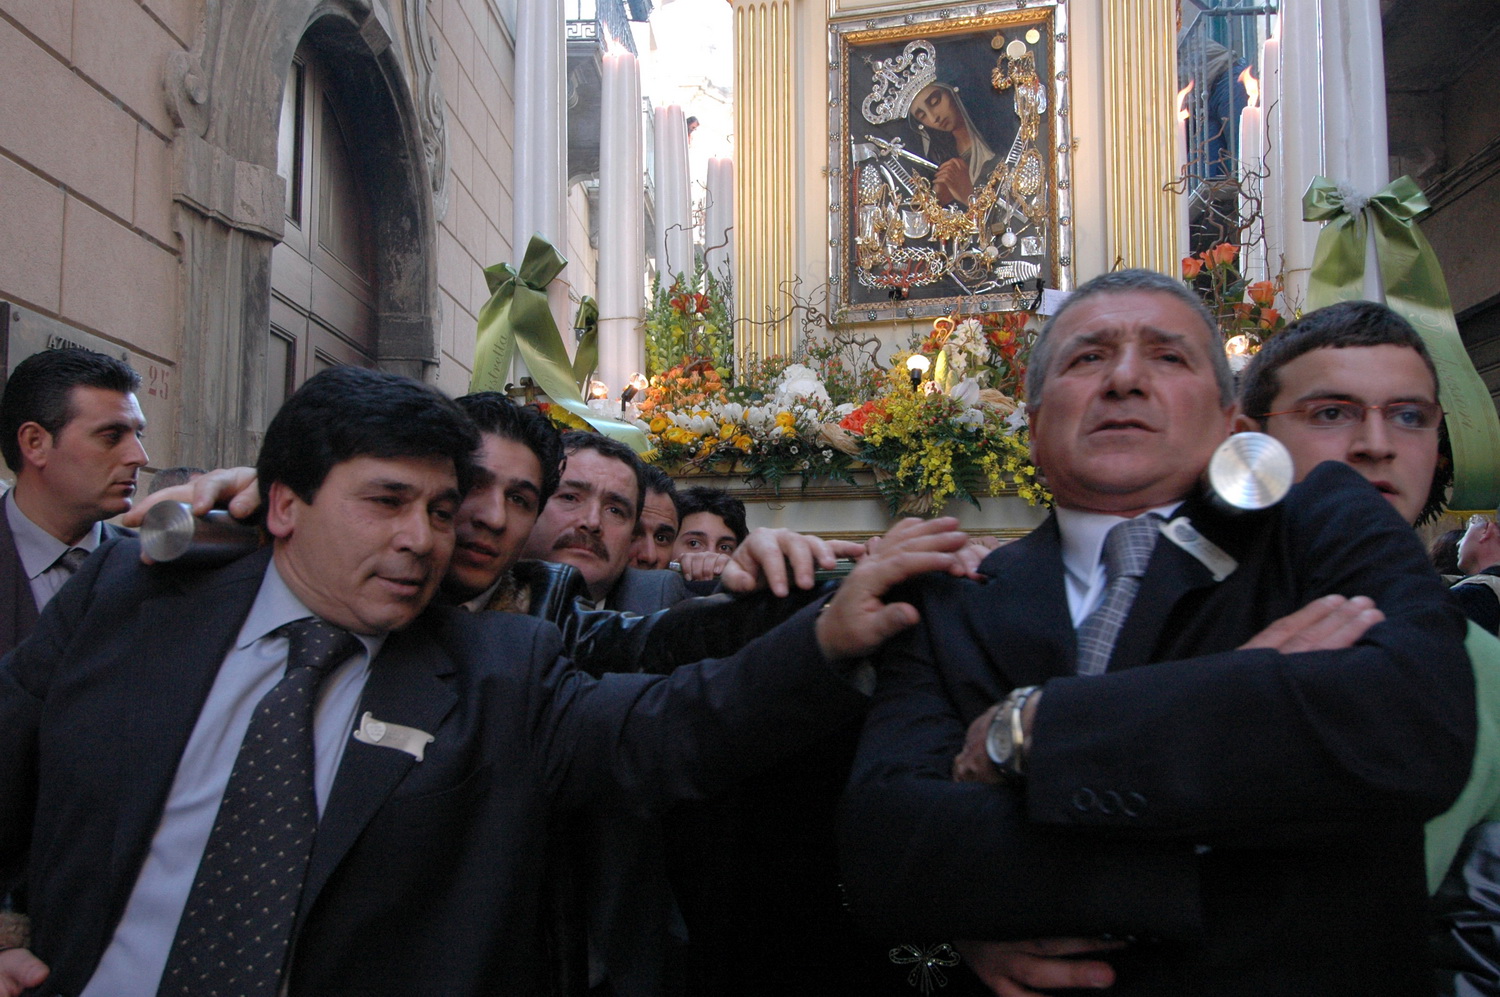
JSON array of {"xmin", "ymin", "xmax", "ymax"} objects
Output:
[
  {"xmin": 0, "ymin": 365, "xmax": 968, "ymax": 997},
  {"xmin": 0, "ymin": 347, "xmax": 146, "ymax": 656},
  {"xmin": 838, "ymin": 270, "xmax": 1475, "ymax": 995},
  {"xmin": 519, "ymin": 431, "xmax": 691, "ymax": 614}
]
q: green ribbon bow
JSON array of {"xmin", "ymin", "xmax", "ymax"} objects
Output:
[
  {"xmin": 1305, "ymin": 175, "xmax": 1500, "ymax": 510},
  {"xmin": 470, "ymin": 236, "xmax": 648, "ymax": 452},
  {"xmin": 571, "ymin": 296, "xmax": 600, "ymax": 392}
]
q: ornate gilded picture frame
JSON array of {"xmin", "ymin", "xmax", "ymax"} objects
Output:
[{"xmin": 828, "ymin": 1, "xmax": 1071, "ymax": 323}]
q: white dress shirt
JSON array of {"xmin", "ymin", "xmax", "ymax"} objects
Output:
[
  {"xmin": 4, "ymin": 489, "xmax": 103, "ymax": 610},
  {"xmin": 81, "ymin": 559, "xmax": 384, "ymax": 997},
  {"xmin": 1055, "ymin": 502, "xmax": 1181, "ymax": 626}
]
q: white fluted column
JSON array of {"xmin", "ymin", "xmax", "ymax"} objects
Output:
[
  {"xmin": 704, "ymin": 157, "xmax": 734, "ymax": 286},
  {"xmin": 512, "ymin": 0, "xmax": 571, "ymax": 372},
  {"xmin": 653, "ymin": 105, "xmax": 693, "ymax": 281},
  {"xmin": 1324, "ymin": 0, "xmax": 1389, "ymax": 298},
  {"xmin": 598, "ymin": 50, "xmax": 645, "ymax": 394},
  {"xmin": 1277, "ymin": 0, "xmax": 1389, "ymax": 305},
  {"xmin": 1277, "ymin": 0, "xmax": 1325, "ymax": 307}
]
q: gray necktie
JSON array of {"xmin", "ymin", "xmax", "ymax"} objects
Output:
[
  {"xmin": 1075, "ymin": 516, "xmax": 1161, "ymax": 676},
  {"xmin": 158, "ymin": 618, "xmax": 361, "ymax": 996},
  {"xmin": 54, "ymin": 547, "xmax": 89, "ymax": 575}
]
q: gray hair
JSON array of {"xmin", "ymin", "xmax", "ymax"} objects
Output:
[{"xmin": 1025, "ymin": 268, "xmax": 1234, "ymax": 410}]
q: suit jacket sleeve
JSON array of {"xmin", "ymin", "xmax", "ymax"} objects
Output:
[
  {"xmin": 1026, "ymin": 462, "xmax": 1474, "ymax": 839},
  {"xmin": 838, "ymin": 608, "xmax": 1206, "ymax": 941},
  {"xmin": 0, "ymin": 535, "xmax": 126, "ymax": 894},
  {"xmin": 533, "ymin": 600, "xmax": 871, "ymax": 816}
]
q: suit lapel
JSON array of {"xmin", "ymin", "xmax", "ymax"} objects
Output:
[
  {"xmin": 299, "ymin": 618, "xmax": 458, "ymax": 918},
  {"xmin": 1109, "ymin": 495, "xmax": 1240, "ymax": 672},
  {"xmin": 972, "ymin": 516, "xmax": 1078, "ymax": 686},
  {"xmin": 0, "ymin": 504, "xmax": 40, "ymax": 653},
  {"xmin": 108, "ymin": 549, "xmax": 273, "ymax": 902}
]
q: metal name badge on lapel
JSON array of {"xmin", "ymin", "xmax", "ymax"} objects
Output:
[
  {"xmin": 1160, "ymin": 432, "xmax": 1293, "ymax": 581},
  {"xmin": 1158, "ymin": 518, "xmax": 1237, "ymax": 582},
  {"xmin": 353, "ymin": 711, "xmax": 436, "ymax": 761}
]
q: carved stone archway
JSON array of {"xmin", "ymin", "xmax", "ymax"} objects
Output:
[{"xmin": 166, "ymin": 0, "xmax": 449, "ymax": 467}]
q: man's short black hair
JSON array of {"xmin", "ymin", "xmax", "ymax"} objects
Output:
[
  {"xmin": 640, "ymin": 464, "xmax": 678, "ymax": 507},
  {"xmin": 1, "ymin": 348, "xmax": 141, "ymax": 472},
  {"xmin": 1239, "ymin": 301, "xmax": 1440, "ymax": 421},
  {"xmin": 560, "ymin": 431, "xmax": 647, "ymax": 523},
  {"xmin": 455, "ymin": 393, "xmax": 564, "ymax": 506},
  {"xmin": 1239, "ymin": 300, "xmax": 1450, "ymax": 524},
  {"xmin": 258, "ymin": 366, "xmax": 480, "ymax": 508},
  {"xmin": 676, "ymin": 485, "xmax": 748, "ymax": 543}
]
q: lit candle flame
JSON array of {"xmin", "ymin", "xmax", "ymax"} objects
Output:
[
  {"xmin": 1176, "ymin": 79, "xmax": 1195, "ymax": 123},
  {"xmin": 1238, "ymin": 67, "xmax": 1260, "ymax": 109}
]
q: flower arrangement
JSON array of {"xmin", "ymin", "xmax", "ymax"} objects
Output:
[
  {"xmin": 643, "ymin": 267, "xmax": 734, "ymax": 377},
  {"xmin": 914, "ymin": 309, "xmax": 1034, "ymax": 399},
  {"xmin": 634, "ymin": 359, "xmax": 857, "ymax": 491},
  {"xmin": 587, "ymin": 294, "xmax": 1051, "ymax": 515},
  {"xmin": 833, "ymin": 361, "xmax": 1048, "ymax": 515},
  {"xmin": 1182, "ymin": 242, "xmax": 1288, "ymax": 351}
]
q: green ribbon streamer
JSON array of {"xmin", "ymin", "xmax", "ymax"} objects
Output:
[
  {"xmin": 1304, "ymin": 175, "xmax": 1500, "ymax": 510},
  {"xmin": 571, "ymin": 296, "xmax": 599, "ymax": 391},
  {"xmin": 470, "ymin": 236, "xmax": 648, "ymax": 452}
]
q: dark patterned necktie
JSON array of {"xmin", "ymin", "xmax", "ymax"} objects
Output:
[
  {"xmin": 54, "ymin": 547, "xmax": 89, "ymax": 574},
  {"xmin": 157, "ymin": 618, "xmax": 361, "ymax": 996},
  {"xmin": 1074, "ymin": 516, "xmax": 1160, "ymax": 677}
]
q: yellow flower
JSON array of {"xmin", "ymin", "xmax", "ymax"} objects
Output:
[
  {"xmin": 650, "ymin": 416, "xmax": 670, "ymax": 434},
  {"xmin": 775, "ymin": 411, "xmax": 797, "ymax": 430},
  {"xmin": 719, "ymin": 421, "xmax": 736, "ymax": 440},
  {"xmin": 733, "ymin": 434, "xmax": 753, "ymax": 451}
]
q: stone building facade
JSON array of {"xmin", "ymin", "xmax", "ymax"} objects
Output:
[{"xmin": 0, "ymin": 0, "xmax": 565, "ymax": 475}]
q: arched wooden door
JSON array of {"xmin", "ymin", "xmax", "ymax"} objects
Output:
[{"xmin": 269, "ymin": 45, "xmax": 378, "ymax": 422}]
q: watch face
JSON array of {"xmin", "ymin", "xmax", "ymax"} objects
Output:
[{"xmin": 986, "ymin": 706, "xmax": 1014, "ymax": 768}]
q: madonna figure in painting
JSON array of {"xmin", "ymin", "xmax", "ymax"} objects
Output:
[{"xmin": 906, "ymin": 80, "xmax": 1002, "ymax": 204}]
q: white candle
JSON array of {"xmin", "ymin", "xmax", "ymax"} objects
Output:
[
  {"xmin": 1237, "ymin": 66, "xmax": 1265, "ymax": 284},
  {"xmin": 1260, "ymin": 22, "xmax": 1282, "ymax": 286},
  {"xmin": 599, "ymin": 46, "xmax": 645, "ymax": 390},
  {"xmin": 1176, "ymin": 81, "xmax": 1194, "ymax": 263}
]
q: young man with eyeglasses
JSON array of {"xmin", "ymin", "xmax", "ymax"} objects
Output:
[{"xmin": 1235, "ymin": 299, "xmax": 1447, "ymax": 528}]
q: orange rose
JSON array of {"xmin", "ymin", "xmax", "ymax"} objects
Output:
[
  {"xmin": 1182, "ymin": 256, "xmax": 1204, "ymax": 279},
  {"xmin": 1208, "ymin": 243, "xmax": 1240, "ymax": 267},
  {"xmin": 1258, "ymin": 307, "xmax": 1281, "ymax": 329},
  {"xmin": 1232, "ymin": 302, "xmax": 1254, "ymax": 320},
  {"xmin": 1247, "ymin": 281, "xmax": 1277, "ymax": 307}
]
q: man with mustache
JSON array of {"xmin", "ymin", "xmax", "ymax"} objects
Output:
[
  {"xmin": 0, "ymin": 365, "xmax": 971, "ymax": 997},
  {"xmin": 838, "ymin": 270, "xmax": 1474, "ymax": 994},
  {"xmin": 519, "ymin": 431, "xmax": 690, "ymax": 614},
  {"xmin": 0, "ymin": 347, "xmax": 147, "ymax": 657}
]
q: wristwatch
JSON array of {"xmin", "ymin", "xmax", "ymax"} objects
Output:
[{"xmin": 985, "ymin": 685, "xmax": 1039, "ymax": 778}]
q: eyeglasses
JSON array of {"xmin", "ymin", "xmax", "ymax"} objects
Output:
[
  {"xmin": 1469, "ymin": 514, "xmax": 1493, "ymax": 532},
  {"xmin": 1258, "ymin": 399, "xmax": 1444, "ymax": 432}
]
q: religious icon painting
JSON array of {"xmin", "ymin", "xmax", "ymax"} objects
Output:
[{"xmin": 829, "ymin": 2, "xmax": 1071, "ymax": 322}]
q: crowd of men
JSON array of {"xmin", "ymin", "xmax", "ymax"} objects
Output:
[{"xmin": 5, "ymin": 267, "xmax": 1500, "ymax": 996}]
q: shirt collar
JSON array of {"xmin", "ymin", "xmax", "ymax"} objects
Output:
[
  {"xmin": 236, "ymin": 558, "xmax": 385, "ymax": 662},
  {"xmin": 461, "ymin": 574, "xmax": 507, "ymax": 614},
  {"xmin": 5, "ymin": 490, "xmax": 103, "ymax": 581},
  {"xmin": 1056, "ymin": 501, "xmax": 1183, "ymax": 589}
]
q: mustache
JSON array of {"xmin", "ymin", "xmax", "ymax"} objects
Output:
[{"xmin": 553, "ymin": 531, "xmax": 607, "ymax": 559}]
